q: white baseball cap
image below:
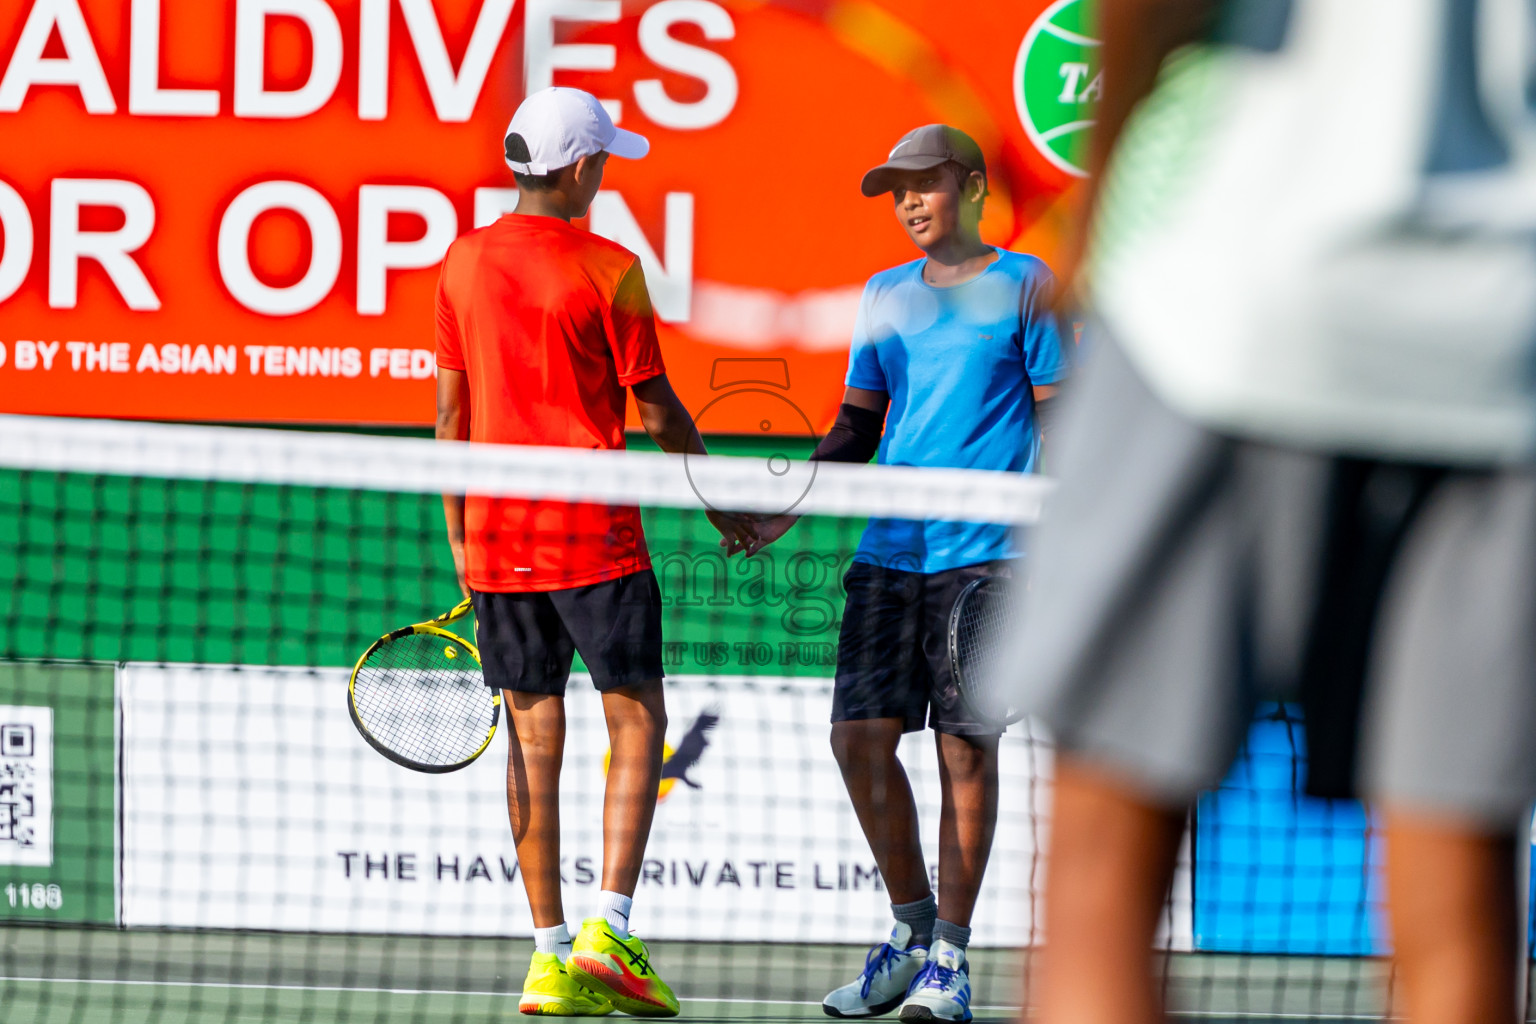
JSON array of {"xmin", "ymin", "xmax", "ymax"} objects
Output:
[{"xmin": 503, "ymin": 87, "xmax": 650, "ymax": 175}]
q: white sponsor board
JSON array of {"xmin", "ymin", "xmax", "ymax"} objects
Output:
[
  {"xmin": 0, "ymin": 705, "xmax": 53, "ymax": 866},
  {"xmin": 120, "ymin": 664, "xmax": 1192, "ymax": 947}
]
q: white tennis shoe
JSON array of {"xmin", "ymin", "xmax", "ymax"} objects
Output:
[
  {"xmin": 897, "ymin": 940, "xmax": 971, "ymax": 1022},
  {"xmin": 822, "ymin": 922, "xmax": 929, "ymax": 1017}
]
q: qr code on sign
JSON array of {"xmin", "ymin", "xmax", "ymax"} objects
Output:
[
  {"xmin": 0, "ymin": 724, "xmax": 39, "ymax": 849},
  {"xmin": 2, "ymin": 724, "xmax": 34, "ymax": 758},
  {"xmin": 0, "ymin": 708, "xmax": 52, "ymax": 866}
]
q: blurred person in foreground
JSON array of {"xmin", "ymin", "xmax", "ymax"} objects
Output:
[
  {"xmin": 1009, "ymin": 1, "xmax": 1536, "ymax": 1022},
  {"xmin": 752, "ymin": 125, "xmax": 1070, "ymax": 1020},
  {"xmin": 436, "ymin": 86, "xmax": 754, "ymax": 1017}
]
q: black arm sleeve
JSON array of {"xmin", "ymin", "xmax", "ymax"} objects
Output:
[
  {"xmin": 811, "ymin": 403, "xmax": 885, "ymax": 464},
  {"xmin": 1034, "ymin": 395, "xmax": 1060, "ymax": 443},
  {"xmin": 1033, "ymin": 394, "xmax": 1062, "ymax": 470}
]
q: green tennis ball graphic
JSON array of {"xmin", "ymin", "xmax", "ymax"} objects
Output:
[{"xmin": 1015, "ymin": 0, "xmax": 1100, "ymax": 178}]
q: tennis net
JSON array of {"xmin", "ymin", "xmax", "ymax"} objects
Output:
[{"xmin": 0, "ymin": 414, "xmax": 1450, "ymax": 1021}]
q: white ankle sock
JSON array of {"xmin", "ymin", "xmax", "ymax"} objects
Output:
[
  {"xmin": 598, "ymin": 890, "xmax": 633, "ymax": 939},
  {"xmin": 534, "ymin": 922, "xmax": 572, "ymax": 962}
]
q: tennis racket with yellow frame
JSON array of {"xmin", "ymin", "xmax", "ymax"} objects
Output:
[{"xmin": 348, "ymin": 597, "xmax": 500, "ymax": 773}]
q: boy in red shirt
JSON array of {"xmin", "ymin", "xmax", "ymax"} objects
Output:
[{"xmin": 435, "ymin": 86, "xmax": 754, "ymax": 1017}]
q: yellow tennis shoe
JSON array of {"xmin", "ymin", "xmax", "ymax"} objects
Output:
[
  {"xmin": 518, "ymin": 952, "xmax": 614, "ymax": 1016},
  {"xmin": 566, "ymin": 918, "xmax": 680, "ymax": 1017}
]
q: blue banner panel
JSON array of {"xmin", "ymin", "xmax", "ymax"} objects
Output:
[{"xmin": 1193, "ymin": 704, "xmax": 1387, "ymax": 955}]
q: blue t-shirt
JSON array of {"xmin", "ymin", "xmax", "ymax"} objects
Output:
[{"xmin": 845, "ymin": 250, "xmax": 1069, "ymax": 573}]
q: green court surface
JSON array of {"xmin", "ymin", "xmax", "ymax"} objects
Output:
[
  {"xmin": 0, "ymin": 926, "xmax": 1408, "ymax": 1022},
  {"xmin": 1, "ymin": 928, "xmax": 1021, "ymax": 1022}
]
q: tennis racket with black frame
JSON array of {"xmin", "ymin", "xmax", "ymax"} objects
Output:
[
  {"xmin": 348, "ymin": 596, "xmax": 500, "ymax": 773},
  {"xmin": 948, "ymin": 575, "xmax": 1025, "ymax": 727}
]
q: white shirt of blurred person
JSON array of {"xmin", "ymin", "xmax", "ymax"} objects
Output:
[
  {"xmin": 1015, "ymin": 3, "xmax": 1536, "ymax": 1024},
  {"xmin": 1091, "ymin": 0, "xmax": 1536, "ymax": 463}
]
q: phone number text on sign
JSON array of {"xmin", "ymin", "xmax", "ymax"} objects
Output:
[{"xmin": 5, "ymin": 882, "xmax": 63, "ymax": 910}]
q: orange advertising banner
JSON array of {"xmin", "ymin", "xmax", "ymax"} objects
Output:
[{"xmin": 0, "ymin": 0, "xmax": 1091, "ymax": 431}]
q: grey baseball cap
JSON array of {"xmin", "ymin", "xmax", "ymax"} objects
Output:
[{"xmin": 860, "ymin": 124, "xmax": 987, "ymax": 197}]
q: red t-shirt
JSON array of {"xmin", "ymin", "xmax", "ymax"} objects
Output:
[{"xmin": 435, "ymin": 215, "xmax": 665, "ymax": 593}]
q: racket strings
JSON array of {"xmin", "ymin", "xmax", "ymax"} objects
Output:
[
  {"xmin": 955, "ymin": 582, "xmax": 1020, "ymax": 722},
  {"xmin": 353, "ymin": 632, "xmax": 494, "ymax": 767}
]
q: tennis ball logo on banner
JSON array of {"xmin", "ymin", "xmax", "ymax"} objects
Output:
[{"xmin": 1015, "ymin": 0, "xmax": 1101, "ymax": 178}]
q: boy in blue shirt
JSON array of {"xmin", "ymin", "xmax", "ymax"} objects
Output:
[{"xmin": 752, "ymin": 125, "xmax": 1068, "ymax": 1021}]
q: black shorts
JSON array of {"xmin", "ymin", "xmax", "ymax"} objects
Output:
[
  {"xmin": 472, "ymin": 569, "xmax": 664, "ymax": 695},
  {"xmin": 833, "ymin": 561, "xmax": 1013, "ymax": 737}
]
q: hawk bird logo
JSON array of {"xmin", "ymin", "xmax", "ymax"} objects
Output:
[{"xmin": 659, "ymin": 706, "xmax": 721, "ymax": 791}]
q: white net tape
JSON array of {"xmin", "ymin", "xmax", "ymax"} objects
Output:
[{"xmin": 0, "ymin": 414, "xmax": 1052, "ymax": 525}]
